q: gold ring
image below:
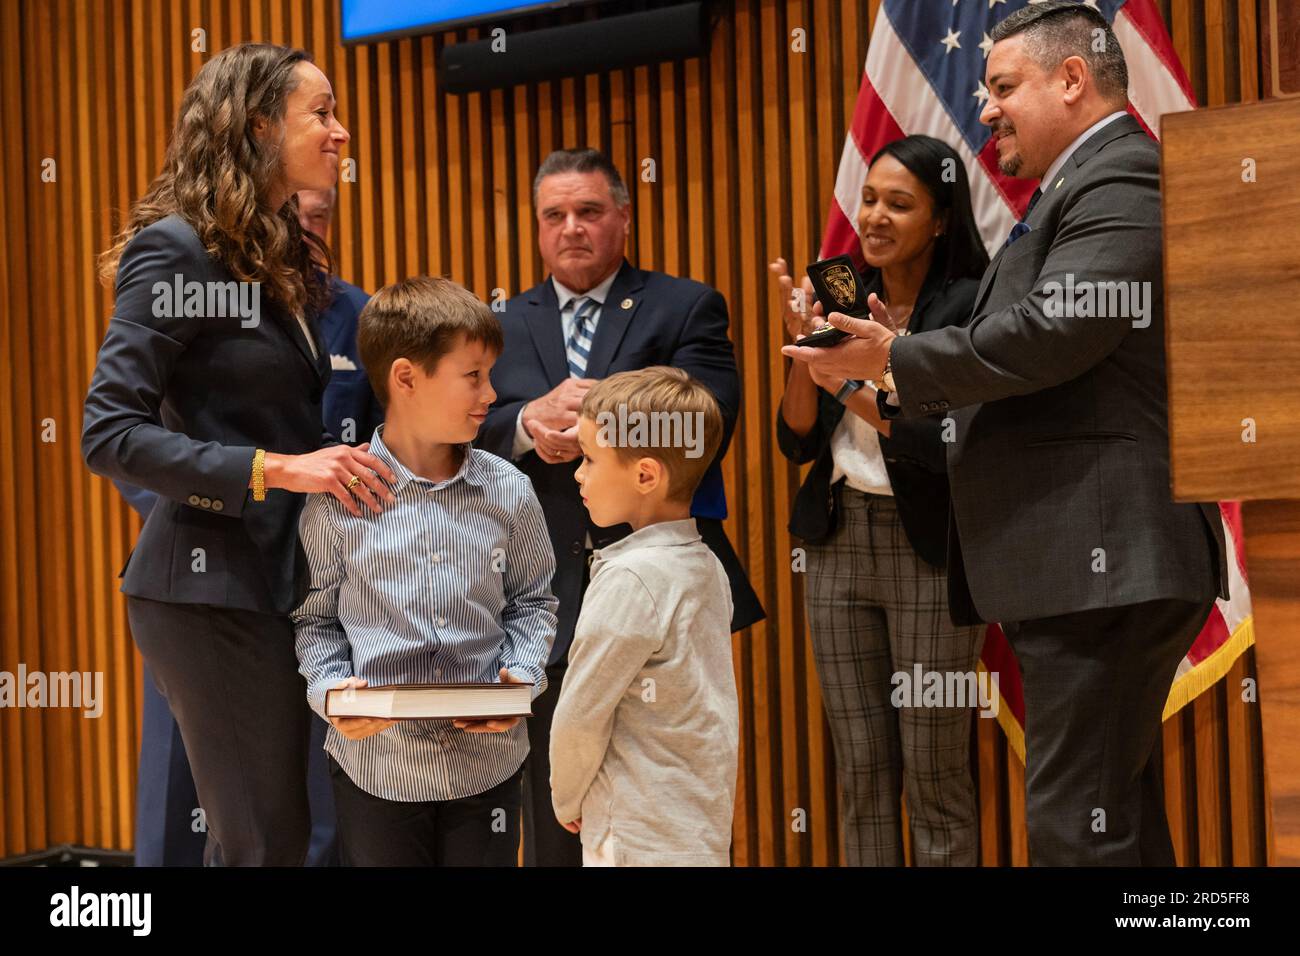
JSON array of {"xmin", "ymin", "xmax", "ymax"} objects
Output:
[{"xmin": 346, "ymin": 475, "xmax": 361, "ymax": 490}]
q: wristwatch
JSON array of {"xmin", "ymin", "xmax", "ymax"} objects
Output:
[
  {"xmin": 877, "ymin": 332, "xmax": 906, "ymax": 393},
  {"xmin": 834, "ymin": 380, "xmax": 863, "ymax": 404}
]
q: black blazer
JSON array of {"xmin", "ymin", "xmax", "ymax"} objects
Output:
[
  {"xmin": 478, "ymin": 260, "xmax": 765, "ymax": 662},
  {"xmin": 82, "ymin": 214, "xmax": 333, "ymax": 616},
  {"xmin": 777, "ymin": 269, "xmax": 979, "ymax": 568}
]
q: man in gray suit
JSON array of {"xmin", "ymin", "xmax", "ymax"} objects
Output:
[{"xmin": 785, "ymin": 1, "xmax": 1227, "ymax": 865}]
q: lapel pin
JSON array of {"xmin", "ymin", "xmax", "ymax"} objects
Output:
[
  {"xmin": 1054, "ymin": 177, "xmax": 1065, "ymax": 190},
  {"xmin": 621, "ymin": 298, "xmax": 634, "ymax": 310}
]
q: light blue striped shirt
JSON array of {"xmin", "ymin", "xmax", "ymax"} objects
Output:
[{"xmin": 292, "ymin": 424, "xmax": 559, "ymax": 801}]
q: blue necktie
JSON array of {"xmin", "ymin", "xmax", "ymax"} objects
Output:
[
  {"xmin": 1004, "ymin": 187, "xmax": 1043, "ymax": 249},
  {"xmin": 565, "ymin": 297, "xmax": 598, "ymax": 378}
]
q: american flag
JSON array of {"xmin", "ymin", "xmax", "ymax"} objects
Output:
[{"xmin": 818, "ymin": 0, "xmax": 1255, "ymax": 758}]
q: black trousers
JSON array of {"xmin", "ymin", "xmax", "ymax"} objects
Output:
[
  {"xmin": 133, "ymin": 661, "xmax": 340, "ymax": 866},
  {"xmin": 1003, "ymin": 595, "xmax": 1216, "ymax": 866},
  {"xmin": 127, "ymin": 595, "xmax": 312, "ymax": 866},
  {"xmin": 521, "ymin": 542, "xmax": 586, "ymax": 868},
  {"xmin": 522, "ymin": 659, "xmax": 583, "ymax": 866},
  {"xmin": 329, "ymin": 758, "xmax": 523, "ymax": 866}
]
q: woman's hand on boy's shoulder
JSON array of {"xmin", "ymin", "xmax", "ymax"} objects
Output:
[
  {"xmin": 452, "ymin": 667, "xmax": 526, "ymax": 734},
  {"xmin": 328, "ymin": 676, "xmax": 397, "ymax": 740}
]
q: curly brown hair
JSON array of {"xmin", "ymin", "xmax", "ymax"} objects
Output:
[{"xmin": 98, "ymin": 43, "xmax": 332, "ymax": 318}]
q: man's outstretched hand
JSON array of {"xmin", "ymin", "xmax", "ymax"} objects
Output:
[{"xmin": 780, "ymin": 293, "xmax": 898, "ymax": 382}]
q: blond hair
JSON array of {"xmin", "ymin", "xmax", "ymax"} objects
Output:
[
  {"xmin": 358, "ymin": 276, "xmax": 502, "ymax": 408},
  {"xmin": 580, "ymin": 366, "xmax": 723, "ymax": 504}
]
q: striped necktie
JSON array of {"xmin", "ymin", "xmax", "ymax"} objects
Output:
[{"xmin": 565, "ymin": 296, "xmax": 598, "ymax": 378}]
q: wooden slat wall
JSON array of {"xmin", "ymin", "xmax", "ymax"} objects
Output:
[{"xmin": 0, "ymin": 0, "xmax": 1269, "ymax": 865}]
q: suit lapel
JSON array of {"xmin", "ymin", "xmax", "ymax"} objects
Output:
[
  {"xmin": 312, "ymin": 317, "xmax": 332, "ymax": 380},
  {"xmin": 523, "ymin": 278, "xmax": 570, "ymax": 386},
  {"xmin": 908, "ymin": 268, "xmax": 950, "ymax": 334},
  {"xmin": 972, "ymin": 244, "xmax": 1010, "ymax": 318},
  {"xmin": 583, "ymin": 261, "xmax": 643, "ymax": 380},
  {"xmin": 272, "ymin": 305, "xmax": 328, "ymax": 382},
  {"xmin": 972, "ymin": 186, "xmax": 1047, "ymax": 316}
]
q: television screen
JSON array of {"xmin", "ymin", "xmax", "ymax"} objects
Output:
[{"xmin": 341, "ymin": 0, "xmax": 597, "ymax": 42}]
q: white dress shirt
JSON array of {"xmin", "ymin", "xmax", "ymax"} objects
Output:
[{"xmin": 512, "ymin": 268, "xmax": 622, "ymax": 459}]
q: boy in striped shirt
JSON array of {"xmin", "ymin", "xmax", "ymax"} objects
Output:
[{"xmin": 293, "ymin": 277, "xmax": 558, "ymax": 866}]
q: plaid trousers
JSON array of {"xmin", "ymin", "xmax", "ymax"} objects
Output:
[{"xmin": 805, "ymin": 486, "xmax": 984, "ymax": 866}]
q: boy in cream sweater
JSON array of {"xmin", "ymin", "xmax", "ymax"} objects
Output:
[{"xmin": 549, "ymin": 366, "xmax": 739, "ymax": 866}]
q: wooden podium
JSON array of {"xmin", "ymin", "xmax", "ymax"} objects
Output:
[{"xmin": 1163, "ymin": 96, "xmax": 1300, "ymax": 866}]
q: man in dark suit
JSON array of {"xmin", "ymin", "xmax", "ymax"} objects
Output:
[
  {"xmin": 478, "ymin": 148, "xmax": 764, "ymax": 866},
  {"xmin": 784, "ymin": 2, "xmax": 1227, "ymax": 865},
  {"xmin": 123, "ymin": 188, "xmax": 380, "ymax": 867},
  {"xmin": 299, "ymin": 188, "xmax": 385, "ymax": 448}
]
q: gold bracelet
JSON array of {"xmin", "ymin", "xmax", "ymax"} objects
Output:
[
  {"xmin": 252, "ymin": 448, "xmax": 267, "ymax": 502},
  {"xmin": 879, "ymin": 330, "xmax": 908, "ymax": 393}
]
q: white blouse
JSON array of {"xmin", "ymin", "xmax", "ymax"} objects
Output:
[
  {"xmin": 293, "ymin": 309, "xmax": 319, "ymax": 360},
  {"xmin": 829, "ymin": 402, "xmax": 894, "ymax": 497}
]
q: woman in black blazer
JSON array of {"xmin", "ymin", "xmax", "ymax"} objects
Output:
[
  {"xmin": 82, "ymin": 43, "xmax": 395, "ymax": 866},
  {"xmin": 772, "ymin": 135, "xmax": 990, "ymax": 866}
]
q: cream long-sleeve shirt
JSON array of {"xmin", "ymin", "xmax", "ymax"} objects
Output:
[{"xmin": 549, "ymin": 518, "xmax": 739, "ymax": 866}]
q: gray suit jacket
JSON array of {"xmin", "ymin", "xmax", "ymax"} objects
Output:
[{"xmin": 887, "ymin": 114, "xmax": 1228, "ymax": 625}]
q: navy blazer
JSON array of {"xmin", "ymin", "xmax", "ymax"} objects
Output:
[
  {"xmin": 478, "ymin": 260, "xmax": 765, "ymax": 662},
  {"xmin": 82, "ymin": 214, "xmax": 334, "ymax": 616},
  {"xmin": 106, "ymin": 275, "xmax": 380, "ymax": 523},
  {"xmin": 777, "ymin": 269, "xmax": 979, "ymax": 568},
  {"xmin": 319, "ymin": 277, "xmax": 384, "ymax": 445}
]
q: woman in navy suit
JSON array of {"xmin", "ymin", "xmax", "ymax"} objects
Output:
[{"xmin": 82, "ymin": 43, "xmax": 396, "ymax": 866}]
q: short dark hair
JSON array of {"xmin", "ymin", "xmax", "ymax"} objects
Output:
[
  {"xmin": 990, "ymin": 0, "xmax": 1129, "ymax": 104},
  {"xmin": 868, "ymin": 135, "xmax": 990, "ymax": 284},
  {"xmin": 358, "ymin": 276, "xmax": 503, "ymax": 409},
  {"xmin": 533, "ymin": 148, "xmax": 630, "ymax": 208}
]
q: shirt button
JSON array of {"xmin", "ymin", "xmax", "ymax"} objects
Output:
[
  {"xmin": 438, "ymin": 617, "xmax": 447, "ymax": 627},
  {"xmin": 434, "ymin": 668, "xmax": 443, "ymax": 679},
  {"xmin": 431, "ymin": 553, "xmax": 441, "ymax": 564}
]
